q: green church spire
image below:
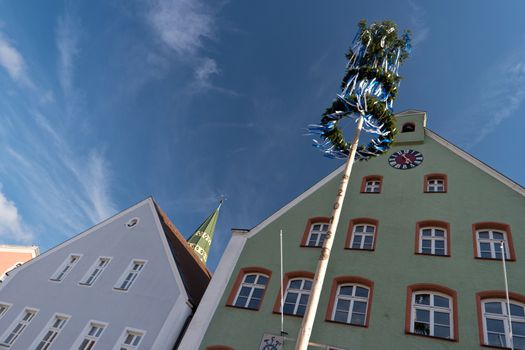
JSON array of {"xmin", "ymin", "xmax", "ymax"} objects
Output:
[{"xmin": 187, "ymin": 200, "xmax": 223, "ymax": 264}]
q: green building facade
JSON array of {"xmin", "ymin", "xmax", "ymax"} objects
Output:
[{"xmin": 182, "ymin": 111, "xmax": 525, "ymax": 350}]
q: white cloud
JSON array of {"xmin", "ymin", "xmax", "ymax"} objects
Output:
[
  {"xmin": 147, "ymin": 0, "xmax": 213, "ymax": 56},
  {"xmin": 194, "ymin": 57, "xmax": 219, "ymax": 86},
  {"xmin": 0, "ymin": 188, "xmax": 34, "ymax": 243},
  {"xmin": 0, "ymin": 32, "xmax": 32, "ymax": 86},
  {"xmin": 56, "ymin": 13, "xmax": 79, "ymax": 94},
  {"xmin": 408, "ymin": 0, "xmax": 429, "ymax": 46}
]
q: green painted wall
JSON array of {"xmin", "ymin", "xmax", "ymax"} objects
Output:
[{"xmin": 201, "ymin": 116, "xmax": 525, "ymax": 349}]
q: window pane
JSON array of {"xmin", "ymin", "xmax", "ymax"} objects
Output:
[
  {"xmin": 350, "ymin": 313, "xmax": 365, "ymax": 325},
  {"xmin": 303, "ymin": 280, "xmax": 312, "ymax": 290},
  {"xmin": 414, "ymin": 322, "xmax": 430, "ymax": 336},
  {"xmin": 493, "ymin": 232, "xmax": 504, "ymax": 240},
  {"xmin": 365, "ymin": 226, "xmax": 375, "ymax": 233},
  {"xmin": 296, "ymin": 305, "xmax": 306, "ymax": 316},
  {"xmin": 435, "ymin": 248, "xmax": 445, "ymax": 256},
  {"xmin": 251, "ymin": 288, "xmax": 263, "ymax": 299},
  {"xmin": 257, "ymin": 275, "xmax": 268, "ymax": 285},
  {"xmin": 435, "ymin": 229, "xmax": 445, "ymax": 237},
  {"xmin": 422, "ymin": 229, "xmax": 432, "ymax": 236},
  {"xmin": 336, "ymin": 299, "xmax": 350, "ymax": 311},
  {"xmin": 299, "ymin": 294, "xmax": 309, "ymax": 305},
  {"xmin": 422, "ymin": 240, "xmax": 431, "ymax": 248},
  {"xmin": 352, "ymin": 236, "xmax": 362, "ymax": 246},
  {"xmin": 334, "ymin": 310, "xmax": 348, "ymax": 323},
  {"xmin": 513, "ymin": 336, "xmax": 525, "ymax": 350},
  {"xmin": 339, "ymin": 286, "xmax": 353, "ymax": 296},
  {"xmin": 312, "ymin": 224, "xmax": 321, "ymax": 231},
  {"xmin": 283, "ymin": 303, "xmax": 295, "ymax": 315},
  {"xmin": 434, "ymin": 311, "xmax": 450, "ymax": 326},
  {"xmin": 416, "ymin": 309, "xmax": 430, "ymax": 322},
  {"xmin": 353, "ymin": 301, "xmax": 367, "ymax": 313},
  {"xmin": 485, "ymin": 302, "xmax": 503, "ymax": 314},
  {"xmin": 239, "ymin": 286, "xmax": 251, "ymax": 296},
  {"xmin": 435, "ymin": 240, "xmax": 445, "ymax": 249},
  {"xmin": 355, "ymin": 287, "xmax": 368, "ymax": 298},
  {"xmin": 234, "ymin": 296, "xmax": 247, "ymax": 307},
  {"xmin": 512, "ymin": 321, "xmax": 525, "ymax": 336},
  {"xmin": 415, "ymin": 294, "xmax": 430, "ymax": 305},
  {"xmin": 363, "ymin": 236, "xmax": 373, "ymax": 248},
  {"xmin": 486, "ymin": 318, "xmax": 505, "ymax": 333},
  {"xmin": 354, "ymin": 225, "xmax": 364, "ymax": 233},
  {"xmin": 511, "ymin": 304, "xmax": 525, "ymax": 317},
  {"xmin": 289, "ymin": 280, "xmax": 302, "ymax": 289},
  {"xmin": 478, "ymin": 231, "xmax": 490, "ymax": 238},
  {"xmin": 285, "ymin": 292, "xmax": 298, "ymax": 303},
  {"xmin": 248, "ymin": 298, "xmax": 260, "ymax": 309},
  {"xmin": 434, "ymin": 325, "xmax": 450, "ymax": 339},
  {"xmin": 488, "ymin": 333, "xmax": 506, "ymax": 347}
]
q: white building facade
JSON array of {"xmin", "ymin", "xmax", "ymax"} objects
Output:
[{"xmin": 0, "ymin": 198, "xmax": 211, "ymax": 350}]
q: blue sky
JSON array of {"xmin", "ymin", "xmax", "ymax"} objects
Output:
[{"xmin": 0, "ymin": 1, "xmax": 524, "ymax": 270}]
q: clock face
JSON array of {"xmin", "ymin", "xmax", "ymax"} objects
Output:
[{"xmin": 388, "ymin": 149, "xmax": 423, "ymax": 170}]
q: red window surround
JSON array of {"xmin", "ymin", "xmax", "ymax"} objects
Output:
[
  {"xmin": 345, "ymin": 218, "xmax": 379, "ymax": 251},
  {"xmin": 225, "ymin": 266, "xmax": 272, "ymax": 310},
  {"xmin": 472, "ymin": 222, "xmax": 516, "ymax": 261},
  {"xmin": 360, "ymin": 175, "xmax": 383, "ymax": 194},
  {"xmin": 325, "ymin": 276, "xmax": 374, "ymax": 327},
  {"xmin": 424, "ymin": 173, "xmax": 448, "ymax": 193},
  {"xmin": 414, "ymin": 220, "xmax": 451, "ymax": 257},
  {"xmin": 475, "ymin": 290, "xmax": 525, "ymax": 348},
  {"xmin": 273, "ymin": 271, "xmax": 314, "ymax": 316},
  {"xmin": 300, "ymin": 217, "xmax": 330, "ymax": 247},
  {"xmin": 405, "ymin": 283, "xmax": 459, "ymax": 341}
]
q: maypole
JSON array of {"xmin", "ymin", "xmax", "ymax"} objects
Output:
[{"xmin": 296, "ymin": 20, "xmax": 411, "ymax": 350}]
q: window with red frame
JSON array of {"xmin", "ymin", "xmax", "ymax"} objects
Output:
[
  {"xmin": 306, "ymin": 222, "xmax": 329, "ymax": 247},
  {"xmin": 424, "ymin": 174, "xmax": 447, "ymax": 193}
]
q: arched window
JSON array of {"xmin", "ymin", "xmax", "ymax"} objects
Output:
[
  {"xmin": 402, "ymin": 122, "xmax": 415, "ymax": 132},
  {"xmin": 346, "ymin": 218, "xmax": 378, "ymax": 251},
  {"xmin": 360, "ymin": 175, "xmax": 383, "ymax": 194},
  {"xmin": 415, "ymin": 221, "xmax": 450, "ymax": 257},
  {"xmin": 226, "ymin": 267, "xmax": 271, "ymax": 311},
  {"xmin": 477, "ymin": 291, "xmax": 525, "ymax": 349},
  {"xmin": 326, "ymin": 276, "xmax": 374, "ymax": 327},
  {"xmin": 424, "ymin": 173, "xmax": 447, "ymax": 193},
  {"xmin": 300, "ymin": 217, "xmax": 329, "ymax": 247},
  {"xmin": 406, "ymin": 284, "xmax": 458, "ymax": 340},
  {"xmin": 473, "ymin": 222, "xmax": 515, "ymax": 260},
  {"xmin": 274, "ymin": 271, "xmax": 314, "ymax": 317}
]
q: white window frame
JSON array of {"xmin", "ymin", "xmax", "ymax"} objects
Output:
[
  {"xmin": 0, "ymin": 307, "xmax": 38, "ymax": 347},
  {"xmin": 419, "ymin": 227, "xmax": 447, "ymax": 256},
  {"xmin": 74, "ymin": 321, "xmax": 107, "ymax": 350},
  {"xmin": 30, "ymin": 313, "xmax": 69, "ymax": 350},
  {"xmin": 481, "ymin": 299, "xmax": 525, "ymax": 348},
  {"xmin": 410, "ymin": 291, "xmax": 453, "ymax": 339},
  {"xmin": 49, "ymin": 254, "xmax": 81, "ymax": 282},
  {"xmin": 114, "ymin": 260, "xmax": 146, "ymax": 292},
  {"xmin": 364, "ymin": 180, "xmax": 381, "ymax": 193},
  {"xmin": 233, "ymin": 273, "xmax": 269, "ymax": 309},
  {"xmin": 282, "ymin": 278, "xmax": 312, "ymax": 316},
  {"xmin": 0, "ymin": 303, "xmax": 11, "ymax": 320},
  {"xmin": 331, "ymin": 284, "xmax": 370, "ymax": 326},
  {"xmin": 476, "ymin": 230, "xmax": 510, "ymax": 259},
  {"xmin": 306, "ymin": 223, "xmax": 329, "ymax": 247},
  {"xmin": 350, "ymin": 224, "xmax": 376, "ymax": 250},
  {"xmin": 79, "ymin": 257, "xmax": 111, "ymax": 286},
  {"xmin": 113, "ymin": 327, "xmax": 146, "ymax": 350},
  {"xmin": 426, "ymin": 178, "xmax": 445, "ymax": 192}
]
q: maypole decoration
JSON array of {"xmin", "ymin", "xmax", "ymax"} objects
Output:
[{"xmin": 296, "ymin": 20, "xmax": 411, "ymax": 350}]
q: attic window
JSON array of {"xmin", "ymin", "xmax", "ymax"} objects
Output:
[
  {"xmin": 126, "ymin": 218, "xmax": 139, "ymax": 228},
  {"xmin": 402, "ymin": 122, "xmax": 415, "ymax": 133}
]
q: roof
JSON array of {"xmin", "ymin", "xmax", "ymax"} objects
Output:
[
  {"xmin": 187, "ymin": 201, "xmax": 222, "ymax": 264},
  {"xmin": 154, "ymin": 201, "xmax": 212, "ymax": 306}
]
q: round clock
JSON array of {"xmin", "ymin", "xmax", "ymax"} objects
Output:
[{"xmin": 388, "ymin": 149, "xmax": 423, "ymax": 170}]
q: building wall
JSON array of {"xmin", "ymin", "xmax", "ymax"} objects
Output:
[
  {"xmin": 0, "ymin": 245, "xmax": 38, "ymax": 281},
  {"xmin": 0, "ymin": 199, "xmax": 191, "ymax": 350},
  {"xmin": 201, "ymin": 124, "xmax": 525, "ymax": 349}
]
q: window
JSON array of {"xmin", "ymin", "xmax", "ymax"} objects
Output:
[
  {"xmin": 477, "ymin": 292, "xmax": 525, "ymax": 349},
  {"xmin": 326, "ymin": 277, "xmax": 373, "ymax": 327},
  {"xmin": 118, "ymin": 328, "xmax": 145, "ymax": 350},
  {"xmin": 406, "ymin": 284, "xmax": 458, "ymax": 341},
  {"xmin": 415, "ymin": 221, "xmax": 450, "ymax": 257},
  {"xmin": 233, "ymin": 273, "xmax": 269, "ymax": 309},
  {"xmin": 282, "ymin": 278, "xmax": 312, "ymax": 316},
  {"xmin": 360, "ymin": 176, "xmax": 382, "ymax": 194},
  {"xmin": 77, "ymin": 322, "xmax": 106, "ymax": 350},
  {"xmin": 402, "ymin": 122, "xmax": 415, "ymax": 132},
  {"xmin": 34, "ymin": 315, "xmax": 68, "ymax": 350},
  {"xmin": 1, "ymin": 308, "xmax": 38, "ymax": 347},
  {"xmin": 50, "ymin": 254, "xmax": 80, "ymax": 282},
  {"xmin": 300, "ymin": 217, "xmax": 329, "ymax": 247},
  {"xmin": 473, "ymin": 222, "xmax": 515, "ymax": 260},
  {"xmin": 424, "ymin": 174, "xmax": 447, "ymax": 193},
  {"xmin": 346, "ymin": 219, "xmax": 378, "ymax": 251},
  {"xmin": 80, "ymin": 257, "xmax": 111, "ymax": 286},
  {"xmin": 115, "ymin": 260, "xmax": 145, "ymax": 291},
  {"xmin": 0, "ymin": 304, "xmax": 10, "ymax": 319}
]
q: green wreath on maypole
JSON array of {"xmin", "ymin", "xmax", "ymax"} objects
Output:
[{"xmin": 308, "ymin": 20, "xmax": 411, "ymax": 160}]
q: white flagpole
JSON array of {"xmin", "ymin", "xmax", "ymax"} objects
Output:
[
  {"xmin": 280, "ymin": 229, "xmax": 285, "ymax": 337},
  {"xmin": 295, "ymin": 116, "xmax": 364, "ymax": 350},
  {"xmin": 500, "ymin": 241, "xmax": 514, "ymax": 350}
]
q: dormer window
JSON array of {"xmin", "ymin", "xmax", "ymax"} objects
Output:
[{"xmin": 402, "ymin": 123, "xmax": 415, "ymax": 133}]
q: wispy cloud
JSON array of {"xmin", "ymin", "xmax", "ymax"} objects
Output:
[
  {"xmin": 463, "ymin": 60, "xmax": 525, "ymax": 148},
  {"xmin": 0, "ymin": 187, "xmax": 34, "ymax": 243},
  {"xmin": 0, "ymin": 31, "xmax": 32, "ymax": 86},
  {"xmin": 194, "ymin": 57, "xmax": 219, "ymax": 86},
  {"xmin": 408, "ymin": 0, "xmax": 429, "ymax": 46},
  {"xmin": 56, "ymin": 13, "xmax": 79, "ymax": 94},
  {"xmin": 147, "ymin": 0, "xmax": 213, "ymax": 56}
]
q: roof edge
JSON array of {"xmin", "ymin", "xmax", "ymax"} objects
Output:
[{"xmin": 425, "ymin": 128, "xmax": 525, "ymax": 197}]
